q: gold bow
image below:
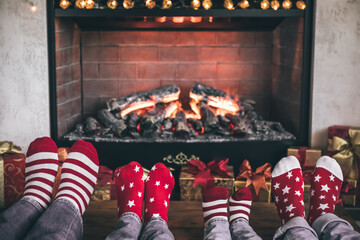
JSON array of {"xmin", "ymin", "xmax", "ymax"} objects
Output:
[
  {"xmin": 0, "ymin": 141, "xmax": 23, "ymax": 155},
  {"xmin": 328, "ymin": 129, "xmax": 360, "ymax": 180}
]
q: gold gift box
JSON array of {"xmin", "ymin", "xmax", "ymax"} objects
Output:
[
  {"xmin": 179, "ymin": 166, "xmax": 234, "ymax": 201},
  {"xmin": 287, "ymin": 147, "xmax": 321, "ymax": 167},
  {"xmin": 234, "ymin": 180, "xmax": 271, "ymax": 202},
  {"xmin": 91, "ymin": 183, "xmax": 112, "ymax": 201},
  {"xmin": 341, "ymin": 179, "xmax": 358, "ymax": 207},
  {"xmin": 304, "ymin": 184, "xmax": 311, "ymax": 203}
]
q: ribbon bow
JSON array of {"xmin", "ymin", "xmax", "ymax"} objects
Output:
[
  {"xmin": 0, "ymin": 141, "xmax": 23, "ymax": 155},
  {"xmin": 328, "ymin": 128, "xmax": 360, "ymax": 180},
  {"xmin": 236, "ymin": 160, "xmax": 271, "ymax": 195},
  {"xmin": 186, "ymin": 159, "xmax": 231, "ymax": 190}
]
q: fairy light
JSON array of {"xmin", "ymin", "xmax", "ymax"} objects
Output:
[
  {"xmin": 162, "ymin": 0, "xmax": 172, "ymax": 9},
  {"xmin": 296, "ymin": 0, "xmax": 306, "ymax": 10},
  {"xmin": 190, "ymin": 17, "xmax": 202, "ymax": 23},
  {"xmin": 202, "ymin": 0, "xmax": 212, "ymax": 10},
  {"xmin": 76, "ymin": 0, "xmax": 86, "ymax": 8},
  {"xmin": 239, "ymin": 0, "xmax": 250, "ymax": 9},
  {"xmin": 85, "ymin": 0, "xmax": 95, "ymax": 9},
  {"xmin": 59, "ymin": 0, "xmax": 71, "ymax": 9},
  {"xmin": 145, "ymin": 0, "xmax": 156, "ymax": 9},
  {"xmin": 123, "ymin": 0, "xmax": 134, "ymax": 9},
  {"xmin": 191, "ymin": 0, "xmax": 201, "ymax": 10},
  {"xmin": 224, "ymin": 0, "xmax": 235, "ymax": 10},
  {"xmin": 282, "ymin": 0, "xmax": 292, "ymax": 9},
  {"xmin": 107, "ymin": 0, "xmax": 118, "ymax": 9},
  {"xmin": 270, "ymin": 0, "xmax": 280, "ymax": 10},
  {"xmin": 260, "ymin": 0, "xmax": 270, "ymax": 9}
]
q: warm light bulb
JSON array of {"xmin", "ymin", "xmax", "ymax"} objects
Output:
[
  {"xmin": 224, "ymin": 0, "xmax": 235, "ymax": 10},
  {"xmin": 239, "ymin": 0, "xmax": 250, "ymax": 9},
  {"xmin": 209, "ymin": 17, "xmax": 213, "ymax": 23},
  {"xmin": 191, "ymin": 0, "xmax": 201, "ymax": 10},
  {"xmin": 202, "ymin": 0, "xmax": 212, "ymax": 10},
  {"xmin": 145, "ymin": 0, "xmax": 156, "ymax": 9},
  {"xmin": 85, "ymin": 0, "xmax": 95, "ymax": 9},
  {"xmin": 156, "ymin": 16, "xmax": 167, "ymax": 23},
  {"xmin": 260, "ymin": 0, "xmax": 270, "ymax": 9},
  {"xmin": 162, "ymin": 0, "xmax": 172, "ymax": 9},
  {"xmin": 76, "ymin": 0, "xmax": 86, "ymax": 9},
  {"xmin": 190, "ymin": 17, "xmax": 202, "ymax": 23},
  {"xmin": 30, "ymin": 5, "xmax": 37, "ymax": 12},
  {"xmin": 296, "ymin": 0, "xmax": 306, "ymax": 10},
  {"xmin": 107, "ymin": 0, "xmax": 118, "ymax": 9},
  {"xmin": 270, "ymin": 0, "xmax": 280, "ymax": 10},
  {"xmin": 282, "ymin": 0, "xmax": 292, "ymax": 9},
  {"xmin": 59, "ymin": 0, "xmax": 71, "ymax": 9},
  {"xmin": 123, "ymin": 0, "xmax": 134, "ymax": 9},
  {"xmin": 173, "ymin": 17, "xmax": 184, "ymax": 23}
]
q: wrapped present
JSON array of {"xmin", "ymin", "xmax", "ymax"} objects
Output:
[
  {"xmin": 234, "ymin": 160, "xmax": 272, "ymax": 202},
  {"xmin": 287, "ymin": 147, "xmax": 322, "ymax": 167},
  {"xmin": 52, "ymin": 147, "xmax": 69, "ymax": 199},
  {"xmin": 340, "ymin": 178, "xmax": 359, "ymax": 206},
  {"xmin": 0, "ymin": 141, "xmax": 26, "ymax": 208},
  {"xmin": 327, "ymin": 125, "xmax": 360, "ymax": 180},
  {"xmin": 179, "ymin": 159, "xmax": 234, "ymax": 201}
]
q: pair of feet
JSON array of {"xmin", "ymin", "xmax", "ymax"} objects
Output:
[
  {"xmin": 272, "ymin": 155, "xmax": 343, "ymax": 225},
  {"xmin": 116, "ymin": 162, "xmax": 175, "ymax": 224},
  {"xmin": 23, "ymin": 137, "xmax": 99, "ymax": 215}
]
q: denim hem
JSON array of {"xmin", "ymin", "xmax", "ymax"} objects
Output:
[
  {"xmin": 273, "ymin": 216, "xmax": 317, "ymax": 239},
  {"xmin": 119, "ymin": 212, "xmax": 142, "ymax": 225},
  {"xmin": 147, "ymin": 217, "xmax": 168, "ymax": 226},
  {"xmin": 230, "ymin": 217, "xmax": 249, "ymax": 227},
  {"xmin": 311, "ymin": 213, "xmax": 353, "ymax": 238},
  {"xmin": 205, "ymin": 217, "xmax": 229, "ymax": 229},
  {"xmin": 54, "ymin": 198, "xmax": 81, "ymax": 217},
  {"xmin": 21, "ymin": 197, "xmax": 44, "ymax": 212}
]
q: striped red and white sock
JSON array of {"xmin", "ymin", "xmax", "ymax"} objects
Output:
[
  {"xmin": 202, "ymin": 186, "xmax": 228, "ymax": 225},
  {"xmin": 229, "ymin": 187, "xmax": 252, "ymax": 224},
  {"xmin": 22, "ymin": 137, "xmax": 59, "ymax": 209},
  {"xmin": 55, "ymin": 140, "xmax": 99, "ymax": 215}
]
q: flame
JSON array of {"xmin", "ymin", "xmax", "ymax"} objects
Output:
[
  {"xmin": 120, "ymin": 100, "xmax": 156, "ymax": 118},
  {"xmin": 165, "ymin": 102, "xmax": 180, "ymax": 118},
  {"xmin": 184, "ymin": 111, "xmax": 201, "ymax": 120},
  {"xmin": 160, "ymin": 90, "xmax": 180, "ymax": 103},
  {"xmin": 207, "ymin": 96, "xmax": 239, "ymax": 114}
]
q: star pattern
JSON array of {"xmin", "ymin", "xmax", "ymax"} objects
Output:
[
  {"xmin": 318, "ymin": 203, "xmax": 329, "ymax": 210},
  {"xmin": 314, "ymin": 175, "xmax": 321, "ymax": 182},
  {"xmin": 295, "ymin": 177, "xmax": 300, "ymax": 182},
  {"xmin": 134, "ymin": 165, "xmax": 140, "ymax": 173},
  {"xmin": 138, "ymin": 192, "xmax": 142, "ymax": 197},
  {"xmin": 155, "ymin": 181, "xmax": 160, "ymax": 186},
  {"xmin": 164, "ymin": 184, "xmax": 169, "ymax": 189},
  {"xmin": 129, "ymin": 182, "xmax": 134, "ymax": 188},
  {"xmin": 282, "ymin": 186, "xmax": 290, "ymax": 194},
  {"xmin": 329, "ymin": 175, "xmax": 335, "ymax": 181},
  {"xmin": 295, "ymin": 190, "xmax": 301, "ymax": 197},
  {"xmin": 121, "ymin": 185, "xmax": 125, "ymax": 191},
  {"xmin": 274, "ymin": 183, "xmax": 280, "ymax": 189},
  {"xmin": 150, "ymin": 197, "xmax": 154, "ymax": 203},
  {"xmin": 287, "ymin": 171, "xmax": 293, "ymax": 179},
  {"xmin": 127, "ymin": 200, "xmax": 135, "ymax": 208}
]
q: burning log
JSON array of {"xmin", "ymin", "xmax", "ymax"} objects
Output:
[
  {"xmin": 190, "ymin": 82, "xmax": 227, "ymax": 101},
  {"xmin": 174, "ymin": 111, "xmax": 190, "ymax": 138},
  {"xmin": 200, "ymin": 102, "xmax": 219, "ymax": 133},
  {"xmin": 125, "ymin": 112, "xmax": 140, "ymax": 138},
  {"xmin": 97, "ymin": 109, "xmax": 127, "ymax": 137},
  {"xmin": 140, "ymin": 104, "xmax": 166, "ymax": 137},
  {"xmin": 187, "ymin": 118, "xmax": 203, "ymax": 133},
  {"xmin": 84, "ymin": 117, "xmax": 100, "ymax": 136},
  {"xmin": 217, "ymin": 115, "xmax": 232, "ymax": 132},
  {"xmin": 225, "ymin": 113, "xmax": 247, "ymax": 137}
]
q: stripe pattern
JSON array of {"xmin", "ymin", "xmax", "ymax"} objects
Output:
[
  {"xmin": 202, "ymin": 199, "xmax": 228, "ymax": 225},
  {"xmin": 229, "ymin": 197, "xmax": 251, "ymax": 223},
  {"xmin": 22, "ymin": 137, "xmax": 59, "ymax": 209},
  {"xmin": 55, "ymin": 141, "xmax": 99, "ymax": 215}
]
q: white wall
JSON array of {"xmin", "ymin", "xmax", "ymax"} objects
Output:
[
  {"xmin": 0, "ymin": 1, "xmax": 50, "ymax": 152},
  {"xmin": 310, "ymin": 0, "xmax": 360, "ymax": 149}
]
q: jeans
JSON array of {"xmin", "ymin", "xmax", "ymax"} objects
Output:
[
  {"xmin": 203, "ymin": 217, "xmax": 261, "ymax": 240},
  {"xmin": 105, "ymin": 212, "xmax": 174, "ymax": 240},
  {"xmin": 273, "ymin": 214, "xmax": 360, "ymax": 240}
]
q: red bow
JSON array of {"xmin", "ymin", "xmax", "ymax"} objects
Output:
[{"xmin": 97, "ymin": 166, "xmax": 120, "ymax": 186}]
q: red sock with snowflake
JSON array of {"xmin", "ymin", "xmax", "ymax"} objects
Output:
[
  {"xmin": 115, "ymin": 161, "xmax": 144, "ymax": 220},
  {"xmin": 229, "ymin": 187, "xmax": 252, "ymax": 224},
  {"xmin": 144, "ymin": 163, "xmax": 174, "ymax": 223},
  {"xmin": 308, "ymin": 156, "xmax": 343, "ymax": 225},
  {"xmin": 202, "ymin": 186, "xmax": 228, "ymax": 225},
  {"xmin": 272, "ymin": 156, "xmax": 305, "ymax": 224},
  {"xmin": 22, "ymin": 137, "xmax": 59, "ymax": 209}
]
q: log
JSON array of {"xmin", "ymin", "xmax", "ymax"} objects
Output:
[
  {"xmin": 187, "ymin": 118, "xmax": 203, "ymax": 133},
  {"xmin": 190, "ymin": 82, "xmax": 226, "ymax": 102},
  {"xmin": 163, "ymin": 118, "xmax": 173, "ymax": 132},
  {"xmin": 225, "ymin": 113, "xmax": 247, "ymax": 137},
  {"xmin": 174, "ymin": 111, "xmax": 190, "ymax": 138},
  {"xmin": 84, "ymin": 117, "xmax": 101, "ymax": 136},
  {"xmin": 217, "ymin": 115, "xmax": 232, "ymax": 132},
  {"xmin": 200, "ymin": 103, "xmax": 219, "ymax": 133},
  {"xmin": 97, "ymin": 109, "xmax": 127, "ymax": 137},
  {"xmin": 140, "ymin": 105, "xmax": 166, "ymax": 130},
  {"xmin": 125, "ymin": 112, "xmax": 140, "ymax": 138}
]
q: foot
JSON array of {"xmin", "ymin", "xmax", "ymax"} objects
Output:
[
  {"xmin": 308, "ymin": 156, "xmax": 343, "ymax": 225},
  {"xmin": 22, "ymin": 137, "xmax": 59, "ymax": 208},
  {"xmin": 115, "ymin": 161, "xmax": 144, "ymax": 220},
  {"xmin": 202, "ymin": 186, "xmax": 228, "ymax": 225},
  {"xmin": 55, "ymin": 140, "xmax": 99, "ymax": 215},
  {"xmin": 144, "ymin": 163, "xmax": 174, "ymax": 223},
  {"xmin": 229, "ymin": 187, "xmax": 252, "ymax": 224},
  {"xmin": 272, "ymin": 156, "xmax": 305, "ymax": 224}
]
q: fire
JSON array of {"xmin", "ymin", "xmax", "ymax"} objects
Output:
[
  {"xmin": 207, "ymin": 96, "xmax": 240, "ymax": 115},
  {"xmin": 120, "ymin": 100, "xmax": 156, "ymax": 118}
]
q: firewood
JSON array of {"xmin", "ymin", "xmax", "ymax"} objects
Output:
[
  {"xmin": 200, "ymin": 102, "xmax": 219, "ymax": 133},
  {"xmin": 217, "ymin": 115, "xmax": 232, "ymax": 132},
  {"xmin": 190, "ymin": 82, "xmax": 227, "ymax": 101},
  {"xmin": 84, "ymin": 117, "xmax": 100, "ymax": 136},
  {"xmin": 187, "ymin": 118, "xmax": 203, "ymax": 133},
  {"xmin": 97, "ymin": 109, "xmax": 127, "ymax": 137},
  {"xmin": 225, "ymin": 113, "xmax": 247, "ymax": 137},
  {"xmin": 174, "ymin": 111, "xmax": 190, "ymax": 138}
]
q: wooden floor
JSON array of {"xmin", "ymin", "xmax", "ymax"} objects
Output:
[{"xmin": 83, "ymin": 201, "xmax": 360, "ymax": 240}]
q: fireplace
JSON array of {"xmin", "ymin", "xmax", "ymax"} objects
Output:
[{"xmin": 48, "ymin": 1, "xmax": 313, "ymax": 178}]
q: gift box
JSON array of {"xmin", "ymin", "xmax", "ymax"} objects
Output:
[
  {"xmin": 0, "ymin": 141, "xmax": 26, "ymax": 208},
  {"xmin": 340, "ymin": 178, "xmax": 359, "ymax": 206},
  {"xmin": 287, "ymin": 147, "xmax": 322, "ymax": 167},
  {"xmin": 52, "ymin": 147, "xmax": 69, "ymax": 199},
  {"xmin": 234, "ymin": 160, "xmax": 272, "ymax": 202},
  {"xmin": 179, "ymin": 159, "xmax": 234, "ymax": 201}
]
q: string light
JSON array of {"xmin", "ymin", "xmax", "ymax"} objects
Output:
[
  {"xmin": 123, "ymin": 0, "xmax": 134, "ymax": 9},
  {"xmin": 282, "ymin": 0, "xmax": 292, "ymax": 9},
  {"xmin": 202, "ymin": 0, "xmax": 212, "ymax": 10},
  {"xmin": 239, "ymin": 0, "xmax": 250, "ymax": 9},
  {"xmin": 162, "ymin": 0, "xmax": 172, "ymax": 9},
  {"xmin": 191, "ymin": 0, "xmax": 201, "ymax": 10},
  {"xmin": 270, "ymin": 0, "xmax": 280, "ymax": 10},
  {"xmin": 190, "ymin": 17, "xmax": 202, "ymax": 23},
  {"xmin": 107, "ymin": 0, "xmax": 118, "ymax": 9},
  {"xmin": 75, "ymin": 0, "xmax": 86, "ymax": 8},
  {"xmin": 85, "ymin": 0, "xmax": 95, "ymax": 9},
  {"xmin": 296, "ymin": 0, "xmax": 306, "ymax": 10},
  {"xmin": 224, "ymin": 0, "xmax": 235, "ymax": 10},
  {"xmin": 260, "ymin": 0, "xmax": 270, "ymax": 9},
  {"xmin": 145, "ymin": 0, "xmax": 156, "ymax": 9},
  {"xmin": 173, "ymin": 17, "xmax": 184, "ymax": 23},
  {"xmin": 59, "ymin": 0, "xmax": 71, "ymax": 9}
]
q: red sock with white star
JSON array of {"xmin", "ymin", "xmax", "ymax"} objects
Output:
[
  {"xmin": 22, "ymin": 137, "xmax": 59, "ymax": 209},
  {"xmin": 55, "ymin": 140, "xmax": 99, "ymax": 215},
  {"xmin": 229, "ymin": 187, "xmax": 252, "ymax": 224},
  {"xmin": 202, "ymin": 186, "xmax": 228, "ymax": 225},
  {"xmin": 272, "ymin": 156, "xmax": 305, "ymax": 224},
  {"xmin": 144, "ymin": 163, "xmax": 174, "ymax": 223},
  {"xmin": 115, "ymin": 161, "xmax": 144, "ymax": 220},
  {"xmin": 308, "ymin": 156, "xmax": 343, "ymax": 225}
]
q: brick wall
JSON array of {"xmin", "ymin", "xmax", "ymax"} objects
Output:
[
  {"xmin": 55, "ymin": 18, "xmax": 81, "ymax": 137},
  {"xmin": 272, "ymin": 18, "xmax": 304, "ymax": 137}
]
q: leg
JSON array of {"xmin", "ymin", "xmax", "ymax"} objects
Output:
[
  {"xmin": 105, "ymin": 212, "xmax": 142, "ymax": 240},
  {"xmin": 230, "ymin": 219, "xmax": 261, "ymax": 240},
  {"xmin": 273, "ymin": 217, "xmax": 318, "ymax": 240},
  {"xmin": 202, "ymin": 186, "xmax": 231, "ymax": 240},
  {"xmin": 140, "ymin": 218, "xmax": 174, "ymax": 240}
]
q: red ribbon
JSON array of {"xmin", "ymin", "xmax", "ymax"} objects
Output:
[
  {"xmin": 97, "ymin": 166, "xmax": 120, "ymax": 186},
  {"xmin": 297, "ymin": 147, "xmax": 307, "ymax": 169}
]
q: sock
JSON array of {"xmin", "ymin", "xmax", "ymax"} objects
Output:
[
  {"xmin": 144, "ymin": 163, "xmax": 174, "ymax": 223},
  {"xmin": 229, "ymin": 187, "xmax": 252, "ymax": 224},
  {"xmin": 272, "ymin": 156, "xmax": 305, "ymax": 224},
  {"xmin": 308, "ymin": 156, "xmax": 343, "ymax": 225},
  {"xmin": 55, "ymin": 140, "xmax": 99, "ymax": 215},
  {"xmin": 22, "ymin": 137, "xmax": 59, "ymax": 208},
  {"xmin": 202, "ymin": 186, "xmax": 228, "ymax": 225},
  {"xmin": 115, "ymin": 161, "xmax": 144, "ymax": 220}
]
